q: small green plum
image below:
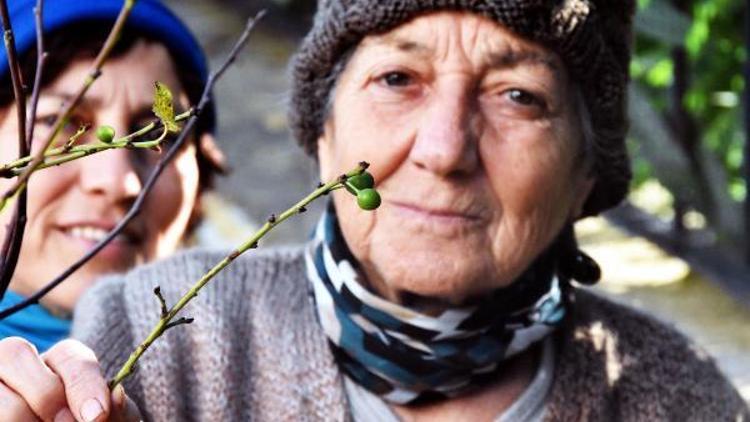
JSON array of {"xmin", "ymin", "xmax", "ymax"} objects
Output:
[
  {"xmin": 345, "ymin": 172, "xmax": 375, "ymax": 194},
  {"xmin": 96, "ymin": 125, "xmax": 115, "ymax": 143},
  {"xmin": 357, "ymin": 188, "xmax": 381, "ymax": 211}
]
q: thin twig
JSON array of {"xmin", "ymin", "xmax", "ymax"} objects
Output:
[
  {"xmin": 0, "ymin": 110, "xmax": 191, "ymax": 176},
  {"xmin": 0, "ymin": 190, "xmax": 26, "ymax": 300},
  {"xmin": 20, "ymin": 128, "xmax": 169, "ymax": 174},
  {"xmin": 153, "ymin": 287, "xmax": 168, "ymax": 318},
  {"xmin": 108, "ymin": 161, "xmax": 367, "ymax": 389},
  {"xmin": 0, "ymin": 0, "xmax": 28, "ymax": 152},
  {"xmin": 26, "ymin": 0, "xmax": 45, "ymax": 148},
  {"xmin": 62, "ymin": 124, "xmax": 89, "ymax": 151},
  {"xmin": 0, "ymin": 11, "xmax": 266, "ymax": 321},
  {"xmin": 0, "ymin": 0, "xmax": 30, "ymax": 299},
  {"xmin": 0, "ymin": 0, "xmax": 137, "ymax": 213},
  {"xmin": 164, "ymin": 317, "xmax": 193, "ymax": 331}
]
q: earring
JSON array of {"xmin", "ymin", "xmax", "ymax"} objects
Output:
[
  {"xmin": 556, "ymin": 224, "xmax": 601, "ymax": 285},
  {"xmin": 560, "ymin": 250, "xmax": 601, "ymax": 285}
]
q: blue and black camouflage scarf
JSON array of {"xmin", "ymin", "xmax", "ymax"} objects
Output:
[{"xmin": 305, "ymin": 209, "xmax": 568, "ymax": 404}]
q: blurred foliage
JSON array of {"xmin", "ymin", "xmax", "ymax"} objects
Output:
[{"xmin": 629, "ymin": 0, "xmax": 745, "ymax": 243}]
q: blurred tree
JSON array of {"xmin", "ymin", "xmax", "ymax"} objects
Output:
[{"xmin": 630, "ymin": 0, "xmax": 745, "ymax": 249}]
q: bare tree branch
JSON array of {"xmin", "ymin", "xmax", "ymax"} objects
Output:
[
  {"xmin": 0, "ymin": 0, "xmax": 31, "ymax": 299},
  {"xmin": 26, "ymin": 0, "xmax": 46, "ymax": 147},
  {"xmin": 0, "ymin": 10, "xmax": 267, "ymax": 320},
  {"xmin": 109, "ymin": 161, "xmax": 368, "ymax": 389},
  {"xmin": 0, "ymin": 111, "xmax": 192, "ymax": 177}
]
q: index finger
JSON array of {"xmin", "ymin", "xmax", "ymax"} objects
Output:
[{"xmin": 43, "ymin": 340, "xmax": 111, "ymax": 422}]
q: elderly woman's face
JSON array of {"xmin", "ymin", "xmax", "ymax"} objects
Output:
[{"xmin": 318, "ymin": 12, "xmax": 593, "ymax": 305}]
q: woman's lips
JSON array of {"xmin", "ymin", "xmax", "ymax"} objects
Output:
[
  {"xmin": 57, "ymin": 223, "xmax": 141, "ymax": 260},
  {"xmin": 389, "ymin": 200, "xmax": 483, "ymax": 227}
]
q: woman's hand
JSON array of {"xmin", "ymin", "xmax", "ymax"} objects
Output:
[{"xmin": 0, "ymin": 337, "xmax": 142, "ymax": 421}]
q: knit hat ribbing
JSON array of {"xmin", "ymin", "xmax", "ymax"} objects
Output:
[{"xmin": 289, "ymin": 0, "xmax": 636, "ymax": 216}]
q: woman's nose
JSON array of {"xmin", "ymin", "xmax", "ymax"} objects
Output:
[
  {"xmin": 78, "ymin": 139, "xmax": 142, "ymax": 203},
  {"xmin": 409, "ymin": 84, "xmax": 480, "ymax": 177}
]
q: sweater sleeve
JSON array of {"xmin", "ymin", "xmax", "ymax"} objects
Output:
[
  {"xmin": 71, "ymin": 274, "xmax": 132, "ymax": 372},
  {"xmin": 547, "ymin": 289, "xmax": 749, "ymax": 421},
  {"xmin": 71, "ymin": 247, "xmax": 275, "ymax": 421},
  {"xmin": 70, "ymin": 274, "xmax": 147, "ymax": 407},
  {"xmin": 68, "ymin": 246, "xmax": 348, "ymax": 421},
  {"xmin": 70, "ymin": 248, "xmax": 233, "ymax": 421}
]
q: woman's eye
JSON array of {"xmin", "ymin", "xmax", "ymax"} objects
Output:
[
  {"xmin": 37, "ymin": 114, "xmax": 58, "ymax": 127},
  {"xmin": 506, "ymin": 89, "xmax": 541, "ymax": 107},
  {"xmin": 380, "ymin": 71, "xmax": 413, "ymax": 88}
]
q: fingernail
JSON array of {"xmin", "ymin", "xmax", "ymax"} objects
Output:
[
  {"xmin": 80, "ymin": 398, "xmax": 104, "ymax": 422},
  {"xmin": 112, "ymin": 384, "xmax": 126, "ymax": 409},
  {"xmin": 54, "ymin": 408, "xmax": 75, "ymax": 422}
]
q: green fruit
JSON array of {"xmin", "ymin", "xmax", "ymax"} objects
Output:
[
  {"xmin": 357, "ymin": 188, "xmax": 381, "ymax": 210},
  {"xmin": 96, "ymin": 125, "xmax": 115, "ymax": 143},
  {"xmin": 345, "ymin": 172, "xmax": 375, "ymax": 194},
  {"xmin": 350, "ymin": 172, "xmax": 375, "ymax": 189}
]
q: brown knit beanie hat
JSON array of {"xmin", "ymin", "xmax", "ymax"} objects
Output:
[{"xmin": 289, "ymin": 0, "xmax": 636, "ymax": 216}]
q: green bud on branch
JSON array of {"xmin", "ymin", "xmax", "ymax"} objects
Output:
[
  {"xmin": 108, "ymin": 161, "xmax": 374, "ymax": 390},
  {"xmin": 357, "ymin": 188, "xmax": 381, "ymax": 210},
  {"xmin": 95, "ymin": 125, "xmax": 115, "ymax": 143},
  {"xmin": 340, "ymin": 169, "xmax": 381, "ymax": 211}
]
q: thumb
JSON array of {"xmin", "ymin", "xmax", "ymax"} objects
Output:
[{"xmin": 110, "ymin": 384, "xmax": 143, "ymax": 422}]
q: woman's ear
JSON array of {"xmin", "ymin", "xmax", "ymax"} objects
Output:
[
  {"xmin": 198, "ymin": 133, "xmax": 227, "ymax": 173},
  {"xmin": 185, "ymin": 191, "xmax": 203, "ymax": 238},
  {"xmin": 571, "ymin": 177, "xmax": 595, "ymax": 220},
  {"xmin": 185, "ymin": 132, "xmax": 216, "ymax": 238},
  {"xmin": 316, "ymin": 119, "xmax": 335, "ymax": 182}
]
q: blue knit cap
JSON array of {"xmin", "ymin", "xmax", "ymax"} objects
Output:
[{"xmin": 0, "ymin": 0, "xmax": 215, "ymax": 131}]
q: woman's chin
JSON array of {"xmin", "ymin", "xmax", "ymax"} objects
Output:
[
  {"xmin": 35, "ymin": 274, "xmax": 97, "ymax": 315},
  {"xmin": 368, "ymin": 249, "xmax": 493, "ymax": 305}
]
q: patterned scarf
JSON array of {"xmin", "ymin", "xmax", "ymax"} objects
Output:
[{"xmin": 305, "ymin": 210, "xmax": 568, "ymax": 404}]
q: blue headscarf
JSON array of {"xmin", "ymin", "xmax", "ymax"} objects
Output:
[
  {"xmin": 0, "ymin": 0, "xmax": 215, "ymax": 130},
  {"xmin": 0, "ymin": 291, "xmax": 70, "ymax": 352}
]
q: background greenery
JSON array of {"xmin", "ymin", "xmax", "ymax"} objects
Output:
[{"xmin": 630, "ymin": 0, "xmax": 746, "ymax": 250}]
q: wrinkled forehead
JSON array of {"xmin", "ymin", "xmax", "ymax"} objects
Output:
[{"xmin": 350, "ymin": 11, "xmax": 565, "ymax": 77}]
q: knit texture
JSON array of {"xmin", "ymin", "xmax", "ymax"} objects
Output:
[
  {"xmin": 289, "ymin": 0, "xmax": 635, "ymax": 216},
  {"xmin": 72, "ymin": 248, "xmax": 749, "ymax": 421}
]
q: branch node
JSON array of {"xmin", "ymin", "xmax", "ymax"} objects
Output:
[
  {"xmin": 153, "ymin": 286, "xmax": 168, "ymax": 318},
  {"xmin": 165, "ymin": 317, "xmax": 194, "ymax": 331}
]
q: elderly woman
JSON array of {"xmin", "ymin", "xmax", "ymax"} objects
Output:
[
  {"xmin": 1, "ymin": 1, "xmax": 748, "ymax": 421},
  {"xmin": 0, "ymin": 0, "xmax": 222, "ymax": 351}
]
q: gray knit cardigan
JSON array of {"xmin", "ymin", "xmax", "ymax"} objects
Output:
[{"xmin": 71, "ymin": 247, "xmax": 749, "ymax": 421}]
